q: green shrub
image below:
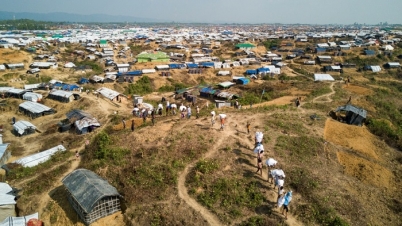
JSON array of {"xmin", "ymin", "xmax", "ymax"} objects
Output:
[{"xmin": 125, "ymin": 76, "xmax": 153, "ymax": 95}]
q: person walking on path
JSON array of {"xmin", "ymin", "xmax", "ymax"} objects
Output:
[
  {"xmin": 277, "ymin": 186, "xmax": 285, "ymax": 204},
  {"xmin": 166, "ymin": 100, "xmax": 170, "ymax": 116},
  {"xmin": 281, "ymin": 191, "xmax": 293, "ymax": 220},
  {"xmin": 255, "ymin": 151, "xmax": 263, "ymax": 175},
  {"xmin": 187, "ymin": 106, "xmax": 192, "ymax": 119},
  {"xmin": 131, "ymin": 120, "xmax": 135, "ymax": 132},
  {"xmin": 295, "ymin": 97, "xmax": 300, "ymax": 107},
  {"xmin": 142, "ymin": 110, "xmax": 147, "ymax": 124},
  {"xmin": 211, "ymin": 111, "xmax": 216, "ymax": 127},
  {"xmin": 219, "ymin": 114, "xmax": 226, "ymax": 131},
  {"xmin": 346, "ymin": 95, "xmax": 352, "ymax": 104},
  {"xmin": 246, "ymin": 121, "xmax": 251, "ymax": 134},
  {"xmin": 122, "ymin": 119, "xmax": 126, "ymax": 129},
  {"xmin": 151, "ymin": 109, "xmax": 155, "ymax": 126},
  {"xmin": 75, "ymin": 151, "xmax": 80, "ymax": 161},
  {"xmin": 196, "ymin": 106, "xmax": 200, "ymax": 119}
]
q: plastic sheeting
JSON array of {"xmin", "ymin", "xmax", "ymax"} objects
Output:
[
  {"xmin": 255, "ymin": 132, "xmax": 263, "ymax": 143},
  {"xmin": 266, "ymin": 158, "xmax": 277, "ymax": 166},
  {"xmin": 13, "ymin": 145, "xmax": 66, "ymax": 167},
  {"xmin": 13, "ymin": 120, "xmax": 36, "ymax": 135},
  {"xmin": 253, "ymin": 144, "xmax": 264, "ymax": 154},
  {"xmin": 0, "ymin": 212, "xmax": 39, "ymax": 226}
]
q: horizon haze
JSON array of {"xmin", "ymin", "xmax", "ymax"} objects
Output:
[{"xmin": 1, "ymin": 0, "xmax": 401, "ymax": 24}]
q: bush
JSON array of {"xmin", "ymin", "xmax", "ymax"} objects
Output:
[{"xmin": 125, "ymin": 76, "xmax": 153, "ymax": 95}]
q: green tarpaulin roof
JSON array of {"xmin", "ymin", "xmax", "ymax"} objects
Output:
[{"xmin": 235, "ymin": 43, "xmax": 255, "ymax": 48}]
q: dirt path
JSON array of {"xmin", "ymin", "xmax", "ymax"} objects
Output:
[
  {"xmin": 230, "ymin": 133, "xmax": 304, "ymax": 226},
  {"xmin": 177, "ymin": 131, "xmax": 224, "ymax": 226},
  {"xmin": 310, "ymin": 82, "xmax": 336, "ymax": 104}
]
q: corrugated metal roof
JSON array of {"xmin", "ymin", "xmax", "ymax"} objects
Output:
[
  {"xmin": 62, "ymin": 169, "xmax": 121, "ymax": 213},
  {"xmin": 14, "ymin": 145, "xmax": 66, "ymax": 167},
  {"xmin": 13, "ymin": 120, "xmax": 36, "ymax": 135},
  {"xmin": 314, "ymin": 74, "xmax": 335, "ymax": 81},
  {"xmin": 0, "ymin": 212, "xmax": 39, "ymax": 226},
  {"xmin": 19, "ymin": 101, "xmax": 52, "ymax": 114}
]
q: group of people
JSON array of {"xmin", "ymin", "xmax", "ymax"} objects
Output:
[{"xmin": 253, "ymin": 131, "xmax": 293, "ymax": 220}]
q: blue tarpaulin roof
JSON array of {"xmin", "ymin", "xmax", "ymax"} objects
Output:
[
  {"xmin": 187, "ymin": 63, "xmax": 199, "ymax": 68},
  {"xmin": 257, "ymin": 68, "xmax": 270, "ymax": 73},
  {"xmin": 79, "ymin": 78, "xmax": 89, "ymax": 84},
  {"xmin": 200, "ymin": 87, "xmax": 217, "ymax": 95},
  {"xmin": 246, "ymin": 69, "xmax": 257, "ymax": 75},
  {"xmin": 169, "ymin": 64, "xmax": 185, "ymax": 69},
  {"xmin": 236, "ymin": 78, "xmax": 250, "ymax": 85},
  {"xmin": 201, "ymin": 62, "xmax": 214, "ymax": 67}
]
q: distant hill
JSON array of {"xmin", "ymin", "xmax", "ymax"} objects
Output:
[{"xmin": 0, "ymin": 11, "xmax": 162, "ymax": 23}]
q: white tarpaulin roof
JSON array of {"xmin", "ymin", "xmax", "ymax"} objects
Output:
[
  {"xmin": 24, "ymin": 84, "xmax": 40, "ymax": 90},
  {"xmin": 13, "ymin": 120, "xmax": 36, "ymax": 135},
  {"xmin": 0, "ymin": 194, "xmax": 16, "ymax": 205},
  {"xmin": 370, "ymin": 65, "xmax": 381, "ymax": 72},
  {"xmin": 314, "ymin": 74, "xmax": 335, "ymax": 81},
  {"xmin": 0, "ymin": 183, "xmax": 13, "ymax": 195},
  {"xmin": 0, "ymin": 144, "xmax": 10, "ymax": 163},
  {"xmin": 96, "ymin": 87, "xmax": 120, "ymax": 100},
  {"xmin": 0, "ymin": 212, "xmax": 39, "ymax": 226},
  {"xmin": 0, "ymin": 87, "xmax": 14, "ymax": 93},
  {"xmin": 64, "ymin": 62, "xmax": 76, "ymax": 68},
  {"xmin": 155, "ymin": 65, "xmax": 169, "ymax": 70},
  {"xmin": 49, "ymin": 89, "xmax": 73, "ymax": 98},
  {"xmin": 75, "ymin": 117, "xmax": 101, "ymax": 130},
  {"xmin": 6, "ymin": 88, "xmax": 25, "ymax": 94},
  {"xmin": 22, "ymin": 92, "xmax": 42, "ymax": 102},
  {"xmin": 13, "ymin": 145, "xmax": 66, "ymax": 167},
  {"xmin": 19, "ymin": 101, "xmax": 52, "ymax": 113}
]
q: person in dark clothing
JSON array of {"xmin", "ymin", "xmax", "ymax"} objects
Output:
[
  {"xmin": 151, "ymin": 110, "xmax": 156, "ymax": 126},
  {"xmin": 346, "ymin": 95, "xmax": 352, "ymax": 104},
  {"xmin": 255, "ymin": 151, "xmax": 263, "ymax": 175},
  {"xmin": 131, "ymin": 120, "xmax": 135, "ymax": 132},
  {"xmin": 295, "ymin": 98, "xmax": 300, "ymax": 107}
]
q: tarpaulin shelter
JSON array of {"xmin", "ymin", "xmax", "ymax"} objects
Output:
[
  {"xmin": 18, "ymin": 101, "xmax": 55, "ymax": 119},
  {"xmin": 22, "ymin": 92, "xmax": 42, "ymax": 102},
  {"xmin": 13, "ymin": 120, "xmax": 36, "ymax": 136},
  {"xmin": 60, "ymin": 109, "xmax": 100, "ymax": 134},
  {"xmin": 334, "ymin": 104, "xmax": 367, "ymax": 126},
  {"xmin": 47, "ymin": 90, "xmax": 75, "ymax": 103},
  {"xmin": 13, "ymin": 145, "xmax": 66, "ymax": 167},
  {"xmin": 62, "ymin": 169, "xmax": 122, "ymax": 225}
]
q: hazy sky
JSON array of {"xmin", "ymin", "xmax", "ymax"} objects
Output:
[{"xmin": 2, "ymin": 0, "xmax": 401, "ymax": 24}]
